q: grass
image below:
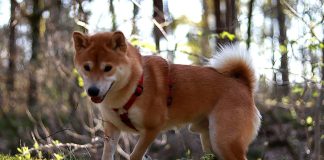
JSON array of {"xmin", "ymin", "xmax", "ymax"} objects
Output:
[{"xmin": 0, "ymin": 154, "xmax": 20, "ymax": 160}]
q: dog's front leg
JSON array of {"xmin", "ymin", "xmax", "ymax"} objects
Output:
[
  {"xmin": 130, "ymin": 129, "xmax": 160, "ymax": 160},
  {"xmin": 102, "ymin": 122, "xmax": 121, "ymax": 160}
]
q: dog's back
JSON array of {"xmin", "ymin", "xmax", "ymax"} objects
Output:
[{"xmin": 139, "ymin": 44, "xmax": 261, "ymax": 160}]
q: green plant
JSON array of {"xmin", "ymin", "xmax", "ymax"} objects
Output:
[
  {"xmin": 16, "ymin": 146, "xmax": 31, "ymax": 160},
  {"xmin": 200, "ymin": 153, "xmax": 216, "ymax": 160}
]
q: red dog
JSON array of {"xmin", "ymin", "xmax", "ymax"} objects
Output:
[{"xmin": 72, "ymin": 31, "xmax": 261, "ymax": 160}]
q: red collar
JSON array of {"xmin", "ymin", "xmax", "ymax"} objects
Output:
[
  {"xmin": 113, "ymin": 74, "xmax": 144, "ymax": 131},
  {"xmin": 113, "ymin": 70, "xmax": 173, "ymax": 131}
]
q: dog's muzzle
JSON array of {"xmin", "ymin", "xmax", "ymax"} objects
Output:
[{"xmin": 88, "ymin": 82, "xmax": 114, "ymax": 104}]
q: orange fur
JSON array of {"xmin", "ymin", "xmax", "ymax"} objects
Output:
[{"xmin": 72, "ymin": 31, "xmax": 261, "ymax": 160}]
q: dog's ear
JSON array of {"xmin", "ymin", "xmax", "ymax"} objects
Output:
[
  {"xmin": 112, "ymin": 31, "xmax": 127, "ymax": 52},
  {"xmin": 73, "ymin": 31, "xmax": 88, "ymax": 51}
]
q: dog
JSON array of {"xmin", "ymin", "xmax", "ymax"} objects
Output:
[{"xmin": 72, "ymin": 31, "xmax": 261, "ymax": 160}]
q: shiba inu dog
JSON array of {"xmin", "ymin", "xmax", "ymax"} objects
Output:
[{"xmin": 72, "ymin": 31, "xmax": 261, "ymax": 160}]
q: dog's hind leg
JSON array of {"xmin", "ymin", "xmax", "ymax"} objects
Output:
[{"xmin": 208, "ymin": 98, "xmax": 259, "ymax": 160}]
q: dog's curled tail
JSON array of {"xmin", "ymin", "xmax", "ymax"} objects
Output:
[{"xmin": 209, "ymin": 43, "xmax": 256, "ymax": 91}]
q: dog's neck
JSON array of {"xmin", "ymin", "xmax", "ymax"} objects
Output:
[{"xmin": 103, "ymin": 44, "xmax": 143, "ymax": 109}]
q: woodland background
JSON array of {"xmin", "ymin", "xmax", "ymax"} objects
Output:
[{"xmin": 0, "ymin": 0, "xmax": 323, "ymax": 159}]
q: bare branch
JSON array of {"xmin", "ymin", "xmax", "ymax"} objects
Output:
[
  {"xmin": 117, "ymin": 144, "xmax": 130, "ymax": 159},
  {"xmin": 281, "ymin": 0, "xmax": 321, "ymax": 41},
  {"xmin": 130, "ymin": 0, "xmax": 168, "ymax": 41}
]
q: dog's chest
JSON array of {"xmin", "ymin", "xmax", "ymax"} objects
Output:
[{"xmin": 99, "ymin": 105, "xmax": 143, "ymax": 132}]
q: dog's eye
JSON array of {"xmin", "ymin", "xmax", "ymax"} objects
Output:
[
  {"xmin": 104, "ymin": 65, "xmax": 112, "ymax": 72},
  {"xmin": 84, "ymin": 64, "xmax": 91, "ymax": 71}
]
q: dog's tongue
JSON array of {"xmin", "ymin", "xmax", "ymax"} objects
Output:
[{"xmin": 91, "ymin": 96, "xmax": 103, "ymax": 103}]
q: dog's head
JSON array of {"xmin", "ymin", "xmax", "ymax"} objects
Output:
[{"xmin": 72, "ymin": 31, "xmax": 132, "ymax": 103}]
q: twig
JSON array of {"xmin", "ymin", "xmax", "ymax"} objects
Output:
[
  {"xmin": 120, "ymin": 133, "xmax": 131, "ymax": 155},
  {"xmin": 281, "ymin": 0, "xmax": 322, "ymax": 42},
  {"xmin": 117, "ymin": 144, "xmax": 130, "ymax": 159},
  {"xmin": 130, "ymin": 0, "xmax": 168, "ymax": 41},
  {"xmin": 74, "ymin": 18, "xmax": 89, "ymax": 30},
  {"xmin": 28, "ymin": 142, "xmax": 97, "ymax": 153},
  {"xmin": 263, "ymin": 67, "xmax": 321, "ymax": 84}
]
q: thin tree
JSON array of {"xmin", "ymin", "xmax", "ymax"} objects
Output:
[
  {"xmin": 131, "ymin": 1, "xmax": 139, "ymax": 34},
  {"xmin": 271, "ymin": 14, "xmax": 278, "ymax": 98},
  {"xmin": 7, "ymin": 0, "xmax": 17, "ymax": 92},
  {"xmin": 153, "ymin": 0, "xmax": 165, "ymax": 52},
  {"xmin": 246, "ymin": 0, "xmax": 255, "ymax": 49},
  {"xmin": 277, "ymin": 0, "xmax": 289, "ymax": 96},
  {"xmin": 48, "ymin": 0, "xmax": 62, "ymax": 30},
  {"xmin": 214, "ymin": 0, "xmax": 223, "ymax": 47},
  {"xmin": 214, "ymin": 0, "xmax": 237, "ymax": 47},
  {"xmin": 199, "ymin": 0, "xmax": 211, "ymax": 64},
  {"xmin": 163, "ymin": 0, "xmax": 174, "ymax": 63},
  {"xmin": 225, "ymin": 0, "xmax": 236, "ymax": 34},
  {"xmin": 314, "ymin": 36, "xmax": 324, "ymax": 160},
  {"xmin": 29, "ymin": 0, "xmax": 43, "ymax": 108},
  {"xmin": 109, "ymin": 0, "xmax": 117, "ymax": 31},
  {"xmin": 20, "ymin": 0, "xmax": 48, "ymax": 107}
]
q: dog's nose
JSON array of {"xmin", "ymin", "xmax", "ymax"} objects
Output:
[{"xmin": 87, "ymin": 86, "xmax": 100, "ymax": 97}]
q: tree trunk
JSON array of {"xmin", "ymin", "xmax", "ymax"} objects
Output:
[
  {"xmin": 7, "ymin": 0, "xmax": 17, "ymax": 92},
  {"xmin": 153, "ymin": 0, "xmax": 165, "ymax": 52},
  {"xmin": 131, "ymin": 2, "xmax": 139, "ymax": 34},
  {"xmin": 214, "ymin": 0, "xmax": 236, "ymax": 47},
  {"xmin": 225, "ymin": 0, "xmax": 236, "ymax": 34},
  {"xmin": 199, "ymin": 0, "xmax": 211, "ymax": 64},
  {"xmin": 271, "ymin": 6, "xmax": 278, "ymax": 99},
  {"xmin": 214, "ymin": 0, "xmax": 223, "ymax": 47},
  {"xmin": 109, "ymin": 0, "xmax": 116, "ymax": 31},
  {"xmin": 163, "ymin": 1, "xmax": 174, "ymax": 63},
  {"xmin": 49, "ymin": 0, "xmax": 62, "ymax": 29},
  {"xmin": 313, "ymin": 38, "xmax": 324, "ymax": 160},
  {"xmin": 214, "ymin": 0, "xmax": 223, "ymax": 33},
  {"xmin": 28, "ymin": 0, "xmax": 43, "ymax": 107},
  {"xmin": 246, "ymin": 0, "xmax": 254, "ymax": 49},
  {"xmin": 277, "ymin": 0, "xmax": 289, "ymax": 96}
]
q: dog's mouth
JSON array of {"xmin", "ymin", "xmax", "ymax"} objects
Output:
[
  {"xmin": 91, "ymin": 96, "xmax": 104, "ymax": 103},
  {"xmin": 90, "ymin": 82, "xmax": 114, "ymax": 104}
]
